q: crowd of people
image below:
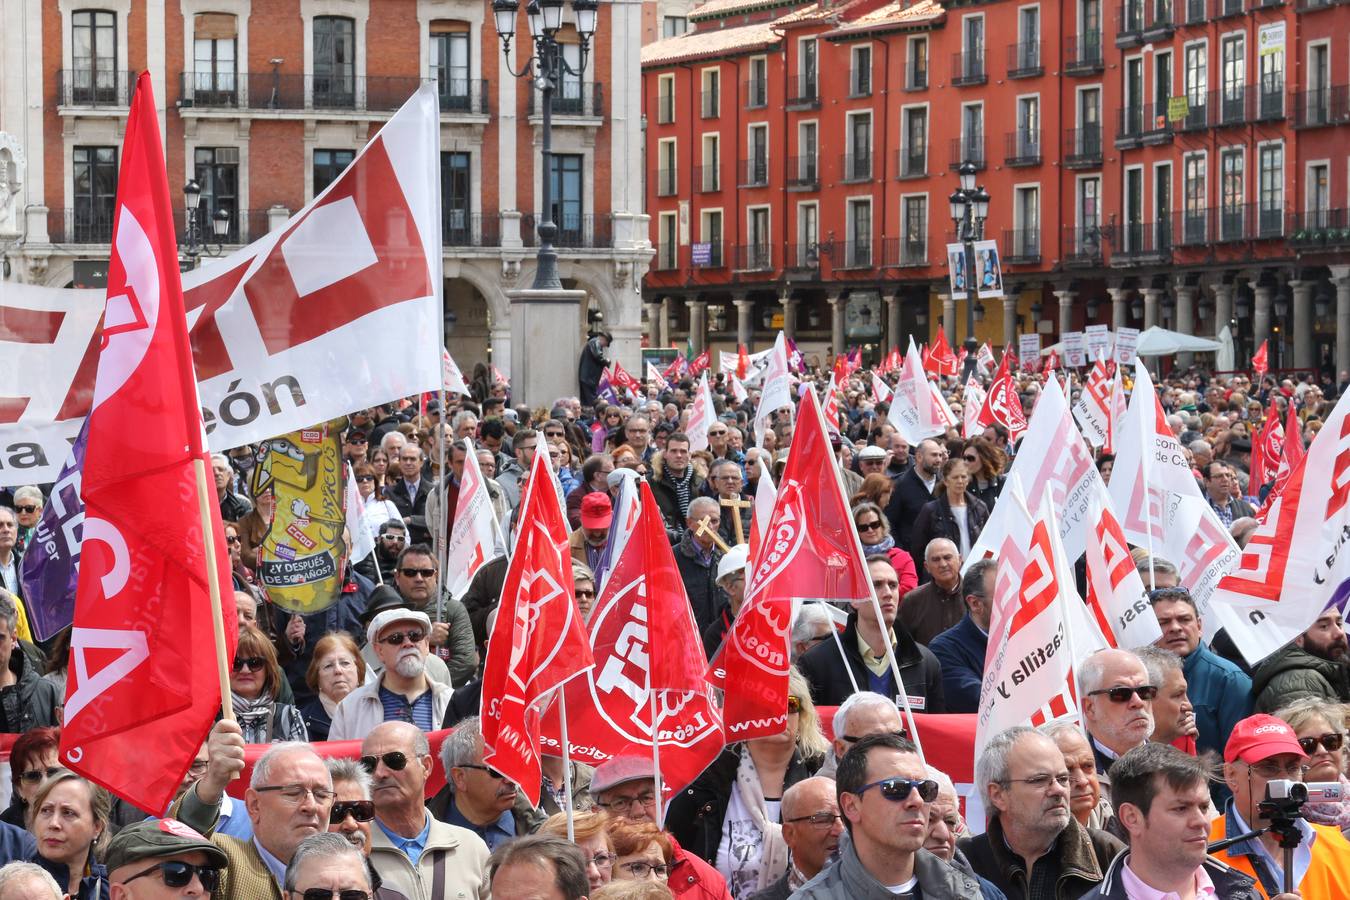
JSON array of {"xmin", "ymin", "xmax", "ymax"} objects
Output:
[{"xmin": 0, "ymin": 351, "xmax": 1348, "ymax": 900}]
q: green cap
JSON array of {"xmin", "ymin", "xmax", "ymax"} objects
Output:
[{"xmin": 104, "ymin": 819, "xmax": 228, "ymax": 873}]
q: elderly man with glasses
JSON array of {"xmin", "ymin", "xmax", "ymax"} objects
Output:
[
  {"xmin": 1079, "ymin": 649, "xmax": 1157, "ymax": 782},
  {"xmin": 105, "ymin": 818, "xmax": 228, "ymax": 900},
  {"xmin": 362, "ymin": 721, "xmax": 489, "ymax": 900},
  {"xmin": 961, "ymin": 726, "xmax": 1123, "ymax": 900},
  {"xmin": 747, "ymin": 777, "xmax": 842, "ymax": 900},
  {"xmin": 328, "ymin": 609, "xmax": 453, "ymax": 742},
  {"xmin": 426, "ymin": 717, "xmax": 526, "ymax": 850},
  {"xmin": 282, "ymin": 834, "xmax": 373, "ymax": 900}
]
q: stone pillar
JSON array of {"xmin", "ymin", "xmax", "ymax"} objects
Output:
[
  {"xmin": 688, "ymin": 300, "xmax": 707, "ymax": 355},
  {"xmin": 941, "ymin": 293, "xmax": 956, "ymax": 346},
  {"xmin": 733, "ymin": 294, "xmax": 753, "ymax": 351},
  {"xmin": 1253, "ymin": 283, "xmax": 1273, "ymax": 351},
  {"xmin": 828, "ymin": 292, "xmax": 847, "ymax": 359},
  {"xmin": 659, "ymin": 296, "xmax": 672, "ymax": 348},
  {"xmin": 1175, "ymin": 281, "xmax": 1198, "ymax": 368},
  {"xmin": 490, "ymin": 326, "xmax": 512, "ymax": 382},
  {"xmin": 781, "ymin": 295, "xmax": 799, "ymax": 341},
  {"xmin": 1109, "ymin": 286, "xmax": 1130, "ymax": 332},
  {"xmin": 1210, "ymin": 282, "xmax": 1234, "ymax": 340},
  {"xmin": 886, "ymin": 292, "xmax": 903, "ymax": 351},
  {"xmin": 1053, "ymin": 290, "xmax": 1075, "ymax": 338},
  {"xmin": 1333, "ymin": 266, "xmax": 1350, "ymax": 380},
  {"xmin": 644, "ymin": 300, "xmax": 662, "ymax": 348},
  {"xmin": 1142, "ymin": 288, "xmax": 1162, "ymax": 331},
  {"xmin": 1002, "ymin": 293, "xmax": 1018, "ymax": 349},
  {"xmin": 507, "ymin": 287, "xmax": 586, "ymax": 409},
  {"xmin": 1290, "ymin": 279, "xmax": 1314, "ymax": 370}
]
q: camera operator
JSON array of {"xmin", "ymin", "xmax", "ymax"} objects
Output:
[{"xmin": 1208, "ymin": 714, "xmax": 1350, "ymax": 897}]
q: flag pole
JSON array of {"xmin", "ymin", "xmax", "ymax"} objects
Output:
[
  {"xmin": 1136, "ymin": 365, "xmax": 1158, "ymax": 592},
  {"xmin": 819, "ymin": 601, "xmax": 860, "ymax": 695},
  {"xmin": 558, "ymin": 687, "xmax": 576, "ymax": 842},
  {"xmin": 649, "ymin": 684, "xmax": 666, "ymax": 829},
  {"xmin": 192, "ymin": 458, "xmax": 236, "ymax": 723}
]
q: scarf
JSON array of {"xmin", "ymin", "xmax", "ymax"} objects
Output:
[
  {"xmin": 664, "ymin": 463, "xmax": 695, "ymax": 517},
  {"xmin": 232, "ymin": 692, "xmax": 274, "ymax": 744},
  {"xmin": 736, "ymin": 747, "xmax": 791, "ymax": 890},
  {"xmin": 862, "ymin": 535, "xmax": 895, "ymax": 556}
]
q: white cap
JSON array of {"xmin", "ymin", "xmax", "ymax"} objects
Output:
[
  {"xmin": 366, "ymin": 608, "xmax": 433, "ymax": 647},
  {"xmin": 717, "ymin": 543, "xmax": 750, "ymax": 583}
]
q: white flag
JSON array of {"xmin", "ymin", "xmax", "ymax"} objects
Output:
[
  {"xmin": 753, "ymin": 333, "xmax": 792, "ymax": 447},
  {"xmin": 445, "ymin": 440, "xmax": 504, "ymax": 598},
  {"xmin": 646, "ymin": 361, "xmax": 671, "ymax": 392},
  {"xmin": 1072, "ymin": 354, "xmax": 1113, "ymax": 448},
  {"xmin": 1083, "ymin": 485, "xmax": 1163, "ymax": 649},
  {"xmin": 887, "ymin": 342, "xmax": 954, "ymax": 444},
  {"xmin": 685, "ymin": 373, "xmax": 716, "ymax": 451},
  {"xmin": 871, "ymin": 372, "xmax": 892, "ymax": 404},
  {"xmin": 963, "ymin": 377, "xmax": 987, "ymax": 439},
  {"xmin": 344, "ymin": 463, "xmax": 375, "ymax": 564},
  {"xmin": 728, "ymin": 372, "xmax": 748, "ymax": 404},
  {"xmin": 442, "ymin": 349, "xmax": 470, "ymax": 396}
]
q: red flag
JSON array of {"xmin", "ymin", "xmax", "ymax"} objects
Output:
[
  {"xmin": 925, "ymin": 330, "xmax": 959, "ymax": 377},
  {"xmin": 689, "ymin": 349, "xmax": 711, "ymax": 377},
  {"xmin": 1250, "ymin": 400, "xmax": 1284, "ymax": 489},
  {"xmin": 58, "ymin": 73, "xmax": 238, "ymax": 814},
  {"xmin": 1044, "ymin": 348, "xmax": 1060, "ymax": 375},
  {"xmin": 833, "ymin": 354, "xmax": 849, "ymax": 384},
  {"xmin": 976, "ymin": 355, "xmax": 1029, "ymax": 442},
  {"xmin": 541, "ymin": 481, "xmax": 722, "ymax": 797},
  {"xmin": 611, "ymin": 361, "xmax": 639, "ymax": 395},
  {"xmin": 717, "ymin": 388, "xmax": 872, "ymax": 740},
  {"xmin": 1252, "ymin": 339, "xmax": 1269, "ymax": 379},
  {"xmin": 822, "ymin": 375, "xmax": 842, "ymax": 437},
  {"xmin": 480, "ymin": 450, "xmax": 595, "ymax": 802},
  {"xmin": 737, "ymin": 344, "xmax": 750, "ymax": 380},
  {"xmin": 662, "ymin": 354, "xmax": 685, "ymax": 381},
  {"xmin": 1256, "ymin": 403, "xmax": 1305, "ymax": 523}
]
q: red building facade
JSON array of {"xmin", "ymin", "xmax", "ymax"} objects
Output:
[{"xmin": 640, "ymin": 0, "xmax": 1350, "ymax": 375}]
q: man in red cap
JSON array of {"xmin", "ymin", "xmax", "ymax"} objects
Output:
[
  {"xmin": 569, "ymin": 492, "xmax": 612, "ymax": 582},
  {"xmin": 1208, "ymin": 713, "xmax": 1350, "ymax": 898}
]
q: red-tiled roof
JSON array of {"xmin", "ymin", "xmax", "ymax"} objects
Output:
[
  {"xmin": 641, "ymin": 20, "xmax": 782, "ymax": 67},
  {"xmin": 825, "ymin": 0, "xmax": 944, "ymax": 37},
  {"xmin": 688, "ymin": 0, "xmax": 806, "ymax": 22}
]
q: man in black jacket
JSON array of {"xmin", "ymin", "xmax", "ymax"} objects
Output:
[
  {"xmin": 796, "ymin": 556, "xmax": 945, "ymax": 713},
  {"xmin": 884, "ymin": 439, "xmax": 944, "ymax": 561},
  {"xmin": 674, "ymin": 497, "xmax": 725, "ymax": 632},
  {"xmin": 0, "ymin": 592, "xmax": 58, "ymax": 733}
]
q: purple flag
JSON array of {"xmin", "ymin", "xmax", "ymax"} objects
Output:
[
  {"xmin": 596, "ymin": 371, "xmax": 619, "ymax": 406},
  {"xmin": 20, "ymin": 418, "xmax": 88, "ymax": 640}
]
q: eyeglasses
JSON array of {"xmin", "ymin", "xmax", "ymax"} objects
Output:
[
  {"xmin": 297, "ymin": 890, "xmax": 371, "ymax": 900},
  {"xmin": 377, "ymin": 630, "xmax": 426, "ymax": 646},
  {"xmin": 1299, "ymin": 733, "xmax": 1347, "ymax": 754},
  {"xmin": 840, "ymin": 729, "xmax": 907, "ymax": 744},
  {"xmin": 588, "ymin": 852, "xmax": 616, "ymax": 869},
  {"xmin": 456, "ymin": 764, "xmax": 504, "ymax": 779},
  {"xmin": 1247, "ymin": 761, "xmax": 1310, "ymax": 780},
  {"xmin": 575, "ymin": 589, "xmax": 596, "ymax": 599},
  {"xmin": 233, "ymin": 656, "xmax": 267, "ymax": 673},
  {"xmin": 962, "ymin": 455, "xmax": 978, "ymax": 463},
  {"xmin": 597, "ymin": 793, "xmax": 656, "ymax": 812},
  {"xmin": 360, "ymin": 752, "xmax": 408, "ymax": 773},
  {"xmin": 1003, "ymin": 773, "xmax": 1072, "ymax": 791},
  {"xmin": 123, "ymin": 861, "xmax": 222, "ymax": 892},
  {"xmin": 226, "ymin": 535, "xmax": 242, "ymax": 545},
  {"xmin": 545, "ymin": 431, "xmax": 565, "ymax": 439},
  {"xmin": 382, "ymin": 534, "xmax": 407, "ymax": 543},
  {"xmin": 853, "ymin": 777, "xmax": 939, "ymax": 803},
  {"xmin": 187, "ymin": 759, "xmax": 209, "ymax": 776},
  {"xmin": 356, "ymin": 475, "xmax": 375, "ymax": 483},
  {"xmin": 1086, "ymin": 685, "xmax": 1159, "ymax": 703},
  {"xmin": 786, "ymin": 811, "xmax": 843, "ymax": 827},
  {"xmin": 708, "ymin": 429, "xmax": 728, "ymax": 436},
  {"xmin": 14, "ymin": 505, "xmax": 38, "ymax": 514},
  {"xmin": 18, "ymin": 766, "xmax": 62, "ymax": 785},
  {"xmin": 400, "ymin": 567, "xmax": 436, "ymax": 579},
  {"xmin": 329, "ymin": 800, "xmax": 376, "ymax": 824},
  {"xmin": 254, "ymin": 784, "xmax": 337, "ymax": 804},
  {"xmin": 856, "ymin": 520, "xmax": 884, "ymax": 533},
  {"xmin": 787, "ymin": 695, "xmax": 803, "ymax": 714},
  {"xmin": 618, "ymin": 862, "xmax": 669, "ymax": 879}
]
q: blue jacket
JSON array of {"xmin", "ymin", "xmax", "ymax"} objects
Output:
[
  {"xmin": 0, "ymin": 820, "xmax": 34, "ymax": 867},
  {"xmin": 929, "ymin": 613, "xmax": 987, "ymax": 714},
  {"xmin": 1182, "ymin": 641, "xmax": 1252, "ymax": 758}
]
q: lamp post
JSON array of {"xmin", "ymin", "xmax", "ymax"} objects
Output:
[
  {"xmin": 491, "ymin": 0, "xmax": 599, "ymax": 291},
  {"xmin": 181, "ymin": 179, "xmax": 231, "ymax": 267},
  {"xmin": 948, "ymin": 161, "xmax": 990, "ymax": 381}
]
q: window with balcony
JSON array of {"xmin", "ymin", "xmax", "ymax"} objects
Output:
[
  {"xmin": 313, "ymin": 16, "xmax": 355, "ymax": 108},
  {"xmin": 1301, "ymin": 44, "xmax": 1330, "ymax": 127},
  {"xmin": 1070, "ymin": 0, "xmax": 1102, "ymax": 71},
  {"xmin": 194, "ymin": 147, "xmax": 238, "ymax": 242},
  {"xmin": 907, "ymin": 36, "xmax": 928, "ymax": 89},
  {"xmin": 959, "ymin": 104, "xmax": 984, "ymax": 167},
  {"xmin": 1258, "ymin": 39, "xmax": 1284, "ymax": 119},
  {"xmin": 1011, "ymin": 185, "xmax": 1040, "ymax": 260},
  {"xmin": 1011, "ymin": 7, "xmax": 1041, "ymax": 77},
  {"xmin": 747, "ymin": 123, "xmax": 768, "ymax": 185},
  {"xmin": 192, "ymin": 13, "xmax": 236, "ymax": 104},
  {"xmin": 1220, "ymin": 148, "xmax": 1244, "ymax": 239},
  {"xmin": 657, "ymin": 139, "xmax": 677, "ymax": 196},
  {"xmin": 557, "ymin": 38, "xmax": 585, "ymax": 114},
  {"xmin": 902, "ymin": 195, "xmax": 927, "ymax": 264},
  {"xmin": 1122, "ymin": 56, "xmax": 1144, "ymax": 139},
  {"xmin": 1078, "ymin": 177, "xmax": 1100, "ymax": 232},
  {"xmin": 702, "ymin": 68, "xmax": 720, "ymax": 118},
  {"xmin": 901, "ymin": 107, "xmax": 926, "ymax": 177},
  {"xmin": 431, "ymin": 24, "xmax": 472, "ymax": 112},
  {"xmin": 701, "ymin": 210, "xmax": 724, "ymax": 266},
  {"xmin": 1072, "ymin": 87, "xmax": 1101, "ymax": 163},
  {"xmin": 847, "ymin": 199, "xmax": 872, "ymax": 267},
  {"xmin": 1221, "ymin": 34, "xmax": 1245, "ymax": 125},
  {"xmin": 748, "ymin": 207, "xmax": 771, "ymax": 269},
  {"xmin": 701, "ymin": 134, "xmax": 719, "ymax": 192},
  {"xmin": 747, "ymin": 57, "xmax": 767, "ymax": 108},
  {"xmin": 1183, "ymin": 43, "xmax": 1207, "ymax": 129},
  {"xmin": 663, "ymin": 16, "xmax": 687, "ymax": 37},
  {"xmin": 794, "ymin": 39, "xmax": 818, "ymax": 106},
  {"xmin": 956, "ymin": 16, "xmax": 985, "ymax": 84},
  {"xmin": 314, "ymin": 148, "xmax": 354, "ymax": 195},
  {"xmin": 1182, "ymin": 154, "xmax": 1206, "ymax": 243},
  {"xmin": 657, "ymin": 74, "xmax": 675, "ymax": 124},
  {"xmin": 793, "ymin": 121, "xmax": 818, "ymax": 187},
  {"xmin": 797, "ymin": 202, "xmax": 818, "ymax": 267},
  {"xmin": 658, "ymin": 212, "xmax": 678, "ymax": 270},
  {"xmin": 1258, "ymin": 143, "xmax": 1283, "ymax": 236},
  {"xmin": 72, "ymin": 10, "xmax": 118, "ymax": 103},
  {"xmin": 1009, "ymin": 96, "xmax": 1040, "ymax": 164},
  {"xmin": 1307, "ymin": 163, "xmax": 1331, "ymax": 227},
  {"xmin": 550, "ymin": 153, "xmax": 584, "ymax": 243},
  {"xmin": 845, "ymin": 112, "xmax": 871, "ymax": 181},
  {"xmin": 441, "ymin": 151, "xmax": 471, "ymax": 243},
  {"xmin": 851, "ymin": 45, "xmax": 872, "ymax": 97},
  {"xmin": 1154, "ymin": 51, "xmax": 1172, "ymax": 128},
  {"xmin": 73, "ymin": 145, "xmax": 117, "ymax": 242}
]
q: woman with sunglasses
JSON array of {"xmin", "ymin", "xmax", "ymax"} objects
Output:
[
  {"xmin": 26, "ymin": 770, "xmax": 111, "ymax": 900},
  {"xmin": 228, "ymin": 626, "xmax": 308, "ymax": 744},
  {"xmin": 909, "ymin": 457, "xmax": 988, "ymax": 567},
  {"xmin": 962, "ymin": 440, "xmax": 1007, "ymax": 510},
  {"xmin": 850, "ymin": 503, "xmax": 918, "ymax": 597},
  {"xmin": 302, "ymin": 633, "xmax": 367, "ymax": 742},
  {"xmin": 666, "ymin": 668, "xmax": 828, "ymax": 898},
  {"xmin": 353, "ymin": 461, "xmax": 404, "ymax": 545},
  {"xmin": 3, "ymin": 727, "xmax": 61, "ymax": 828},
  {"xmin": 1275, "ymin": 698, "xmax": 1350, "ymax": 833}
]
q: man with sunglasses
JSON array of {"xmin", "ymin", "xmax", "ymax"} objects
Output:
[
  {"xmin": 428, "ymin": 717, "xmax": 525, "ymax": 850},
  {"xmin": 326, "ymin": 759, "xmax": 375, "ymax": 856},
  {"xmin": 1209, "ymin": 714, "xmax": 1350, "ymax": 898},
  {"xmin": 329, "ymin": 609, "xmax": 452, "ymax": 742},
  {"xmin": 1079, "ymin": 649, "xmax": 1157, "ymax": 782},
  {"xmin": 391, "ymin": 545, "xmax": 478, "ymax": 687},
  {"xmin": 283, "ymin": 834, "xmax": 374, "ymax": 900},
  {"xmin": 962, "ymin": 727, "xmax": 1123, "ymax": 900},
  {"xmin": 795, "ymin": 732, "xmax": 982, "ymax": 899},
  {"xmin": 360, "ymin": 721, "xmax": 490, "ymax": 900},
  {"xmin": 106, "ymin": 819, "xmax": 227, "ymax": 900}
]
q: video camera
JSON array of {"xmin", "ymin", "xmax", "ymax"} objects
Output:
[{"xmin": 1257, "ymin": 780, "xmax": 1343, "ymax": 850}]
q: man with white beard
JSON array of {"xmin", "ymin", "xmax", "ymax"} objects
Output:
[{"xmin": 328, "ymin": 609, "xmax": 453, "ymax": 741}]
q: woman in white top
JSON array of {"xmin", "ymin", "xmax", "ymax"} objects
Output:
[{"xmin": 354, "ymin": 460, "xmax": 402, "ymax": 540}]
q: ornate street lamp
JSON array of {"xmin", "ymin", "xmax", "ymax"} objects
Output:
[
  {"xmin": 949, "ymin": 160, "xmax": 990, "ymax": 380},
  {"xmin": 182, "ymin": 179, "xmax": 230, "ymax": 265}
]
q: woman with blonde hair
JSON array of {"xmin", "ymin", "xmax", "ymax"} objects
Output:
[
  {"xmin": 26, "ymin": 771, "xmax": 111, "ymax": 900},
  {"xmin": 1275, "ymin": 697, "xmax": 1350, "ymax": 833},
  {"xmin": 541, "ymin": 809, "xmax": 613, "ymax": 892},
  {"xmin": 665, "ymin": 667, "xmax": 825, "ymax": 898}
]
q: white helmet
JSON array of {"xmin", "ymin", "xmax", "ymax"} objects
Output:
[{"xmin": 716, "ymin": 543, "xmax": 750, "ymax": 584}]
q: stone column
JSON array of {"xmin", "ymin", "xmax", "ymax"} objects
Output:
[
  {"xmin": 1142, "ymin": 288, "xmax": 1162, "ymax": 331},
  {"xmin": 1333, "ymin": 266, "xmax": 1350, "ymax": 379},
  {"xmin": 644, "ymin": 300, "xmax": 662, "ymax": 348},
  {"xmin": 1053, "ymin": 289, "xmax": 1075, "ymax": 338},
  {"xmin": 733, "ymin": 294, "xmax": 754, "ymax": 351},
  {"xmin": 1290, "ymin": 279, "xmax": 1314, "ymax": 370},
  {"xmin": 941, "ymin": 293, "xmax": 956, "ymax": 346},
  {"xmin": 1108, "ymin": 286, "xmax": 1130, "ymax": 332},
  {"xmin": 688, "ymin": 300, "xmax": 707, "ymax": 355},
  {"xmin": 886, "ymin": 292, "xmax": 903, "ymax": 351},
  {"xmin": 1002, "ymin": 293, "xmax": 1018, "ymax": 349},
  {"xmin": 1253, "ymin": 283, "xmax": 1273, "ymax": 351},
  {"xmin": 659, "ymin": 296, "xmax": 672, "ymax": 348},
  {"xmin": 1210, "ymin": 282, "xmax": 1235, "ymax": 341},
  {"xmin": 1175, "ymin": 281, "xmax": 1198, "ymax": 368},
  {"xmin": 828, "ymin": 292, "xmax": 847, "ymax": 359},
  {"xmin": 781, "ymin": 295, "xmax": 799, "ymax": 341},
  {"xmin": 490, "ymin": 326, "xmax": 512, "ymax": 382}
]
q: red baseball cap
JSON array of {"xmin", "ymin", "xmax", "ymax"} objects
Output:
[
  {"xmin": 1224, "ymin": 714, "xmax": 1308, "ymax": 764},
  {"xmin": 580, "ymin": 492, "xmax": 613, "ymax": 529}
]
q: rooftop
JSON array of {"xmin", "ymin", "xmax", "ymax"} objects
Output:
[
  {"xmin": 688, "ymin": 0, "xmax": 809, "ymax": 22},
  {"xmin": 641, "ymin": 20, "xmax": 782, "ymax": 67},
  {"xmin": 825, "ymin": 0, "xmax": 944, "ymax": 37}
]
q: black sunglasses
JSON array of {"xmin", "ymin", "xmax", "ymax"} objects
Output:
[
  {"xmin": 1299, "ymin": 733, "xmax": 1346, "ymax": 754},
  {"xmin": 14, "ymin": 505, "xmax": 38, "ymax": 514},
  {"xmin": 329, "ymin": 800, "xmax": 376, "ymax": 824},
  {"xmin": 1087, "ymin": 685, "xmax": 1159, "ymax": 703},
  {"xmin": 298, "ymin": 891, "xmax": 370, "ymax": 900},
  {"xmin": 18, "ymin": 766, "xmax": 63, "ymax": 785},
  {"xmin": 233, "ymin": 656, "xmax": 266, "ymax": 673},
  {"xmin": 400, "ymin": 567, "xmax": 436, "ymax": 578},
  {"xmin": 456, "ymin": 764, "xmax": 505, "ymax": 779},
  {"xmin": 123, "ymin": 861, "xmax": 221, "ymax": 892},
  {"xmin": 854, "ymin": 777, "xmax": 939, "ymax": 803},
  {"xmin": 360, "ymin": 751, "xmax": 408, "ymax": 773},
  {"xmin": 377, "ymin": 630, "xmax": 426, "ymax": 646}
]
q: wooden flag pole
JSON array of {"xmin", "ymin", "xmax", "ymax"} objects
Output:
[
  {"xmin": 192, "ymin": 457, "xmax": 235, "ymax": 724},
  {"xmin": 558, "ymin": 687, "xmax": 577, "ymax": 842}
]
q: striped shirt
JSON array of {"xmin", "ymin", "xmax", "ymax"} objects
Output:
[{"xmin": 379, "ymin": 685, "xmax": 435, "ymax": 731}]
